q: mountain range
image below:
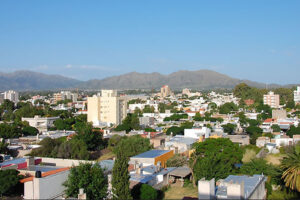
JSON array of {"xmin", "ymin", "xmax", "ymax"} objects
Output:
[{"xmin": 0, "ymin": 70, "xmax": 292, "ymax": 91}]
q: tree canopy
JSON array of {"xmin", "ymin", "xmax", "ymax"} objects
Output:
[
  {"xmin": 64, "ymin": 163, "xmax": 107, "ymax": 200},
  {"xmin": 190, "ymin": 138, "xmax": 243, "ymax": 182}
]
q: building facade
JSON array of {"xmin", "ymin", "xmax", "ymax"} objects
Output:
[
  {"xmin": 160, "ymin": 85, "xmax": 173, "ymax": 98},
  {"xmin": 2, "ymin": 90, "xmax": 19, "ymax": 103},
  {"xmin": 294, "ymin": 86, "xmax": 300, "ymax": 104},
  {"xmin": 87, "ymin": 90, "xmax": 127, "ymax": 126},
  {"xmin": 263, "ymin": 91, "xmax": 280, "ymax": 108}
]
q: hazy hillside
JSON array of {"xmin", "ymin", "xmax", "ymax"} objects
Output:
[
  {"xmin": 0, "ymin": 70, "xmax": 82, "ymax": 91},
  {"xmin": 0, "ymin": 69, "xmax": 286, "ymax": 91},
  {"xmin": 79, "ymin": 70, "xmax": 268, "ymax": 90}
]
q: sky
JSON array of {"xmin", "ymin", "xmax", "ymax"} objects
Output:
[{"xmin": 0, "ymin": 0, "xmax": 299, "ymax": 84}]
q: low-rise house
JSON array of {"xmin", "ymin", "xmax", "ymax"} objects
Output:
[
  {"xmin": 129, "ymin": 150, "xmax": 174, "ymax": 168},
  {"xmin": 22, "ymin": 115, "xmax": 59, "ymax": 132},
  {"xmin": 184, "ymin": 127, "xmax": 211, "ymax": 139},
  {"xmin": 225, "ymin": 135, "xmax": 250, "ymax": 146},
  {"xmin": 198, "ymin": 174, "xmax": 266, "ymax": 199},
  {"xmin": 256, "ymin": 137, "xmax": 271, "ymax": 148},
  {"xmin": 165, "ymin": 135, "xmax": 198, "ymax": 154}
]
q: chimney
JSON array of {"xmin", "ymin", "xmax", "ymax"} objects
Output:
[
  {"xmin": 25, "ymin": 156, "xmax": 35, "ymax": 167},
  {"xmin": 156, "ymin": 161, "xmax": 161, "ymax": 172}
]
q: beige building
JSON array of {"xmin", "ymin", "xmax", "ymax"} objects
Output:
[
  {"xmin": 87, "ymin": 90, "xmax": 127, "ymax": 126},
  {"xmin": 264, "ymin": 91, "xmax": 280, "ymax": 108},
  {"xmin": 160, "ymin": 85, "xmax": 173, "ymax": 98}
]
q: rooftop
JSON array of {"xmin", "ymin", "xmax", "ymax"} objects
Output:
[
  {"xmin": 216, "ymin": 175, "xmax": 266, "ymax": 199},
  {"xmin": 131, "ymin": 150, "xmax": 171, "ymax": 159}
]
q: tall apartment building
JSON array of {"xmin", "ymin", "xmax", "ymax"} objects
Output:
[
  {"xmin": 263, "ymin": 91, "xmax": 280, "ymax": 108},
  {"xmin": 2, "ymin": 90, "xmax": 19, "ymax": 103},
  {"xmin": 53, "ymin": 91, "xmax": 78, "ymax": 103},
  {"xmin": 294, "ymin": 86, "xmax": 300, "ymax": 104},
  {"xmin": 160, "ymin": 85, "xmax": 173, "ymax": 98},
  {"xmin": 87, "ymin": 90, "xmax": 127, "ymax": 126}
]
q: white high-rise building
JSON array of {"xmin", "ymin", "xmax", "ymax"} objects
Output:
[
  {"xmin": 263, "ymin": 91, "xmax": 280, "ymax": 108},
  {"xmin": 87, "ymin": 90, "xmax": 127, "ymax": 127},
  {"xmin": 2, "ymin": 90, "xmax": 19, "ymax": 103},
  {"xmin": 294, "ymin": 86, "xmax": 300, "ymax": 104}
]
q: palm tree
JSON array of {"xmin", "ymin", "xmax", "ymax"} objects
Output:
[{"xmin": 281, "ymin": 146, "xmax": 300, "ymax": 192}]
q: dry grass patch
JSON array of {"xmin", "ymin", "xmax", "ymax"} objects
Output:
[{"xmin": 164, "ymin": 183, "xmax": 198, "ymax": 199}]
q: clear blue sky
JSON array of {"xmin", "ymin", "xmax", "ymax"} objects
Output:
[{"xmin": 0, "ymin": 0, "xmax": 299, "ymax": 84}]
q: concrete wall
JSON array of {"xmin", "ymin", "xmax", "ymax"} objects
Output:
[
  {"xmin": 198, "ymin": 178, "xmax": 215, "ymax": 200},
  {"xmin": 39, "ymin": 157, "xmax": 95, "ymax": 167}
]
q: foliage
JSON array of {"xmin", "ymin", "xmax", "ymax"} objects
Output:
[
  {"xmin": 112, "ymin": 135, "xmax": 152, "ymax": 157},
  {"xmin": 166, "ymin": 126, "xmax": 183, "ymax": 136},
  {"xmin": 166, "ymin": 154, "xmax": 188, "ymax": 167},
  {"xmin": 0, "ymin": 123, "xmax": 22, "ymax": 139},
  {"xmin": 140, "ymin": 184, "xmax": 158, "ymax": 200},
  {"xmin": 219, "ymin": 102, "xmax": 238, "ymax": 114},
  {"xmin": 240, "ymin": 158, "xmax": 282, "ymax": 185},
  {"xmin": 115, "ymin": 113, "xmax": 140, "ymax": 133},
  {"xmin": 112, "ymin": 150, "xmax": 132, "ymax": 200},
  {"xmin": 190, "ymin": 138, "xmax": 243, "ymax": 182},
  {"xmin": 0, "ymin": 169, "xmax": 23, "ymax": 196},
  {"xmin": 143, "ymin": 105, "xmax": 155, "ymax": 113},
  {"xmin": 0, "ymin": 141, "xmax": 9, "ymax": 155},
  {"xmin": 22, "ymin": 126, "xmax": 39, "ymax": 136},
  {"xmin": 164, "ymin": 114, "xmax": 188, "ymax": 121},
  {"xmin": 233, "ymin": 83, "xmax": 264, "ymax": 102},
  {"xmin": 287, "ymin": 125, "xmax": 300, "ymax": 138},
  {"xmin": 245, "ymin": 126, "xmax": 263, "ymax": 145},
  {"xmin": 271, "ymin": 124, "xmax": 281, "ymax": 132},
  {"xmin": 30, "ymin": 137, "xmax": 90, "ymax": 160},
  {"xmin": 64, "ymin": 163, "xmax": 107, "ymax": 200},
  {"xmin": 144, "ymin": 127, "xmax": 156, "ymax": 132},
  {"xmin": 74, "ymin": 123, "xmax": 105, "ymax": 151},
  {"xmin": 128, "ymin": 98, "xmax": 146, "ymax": 105},
  {"xmin": 281, "ymin": 145, "xmax": 300, "ymax": 192},
  {"xmin": 222, "ymin": 123, "xmax": 236, "ymax": 134}
]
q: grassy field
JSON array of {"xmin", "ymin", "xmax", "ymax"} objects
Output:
[
  {"xmin": 265, "ymin": 153, "xmax": 285, "ymax": 166},
  {"xmin": 164, "ymin": 183, "xmax": 198, "ymax": 199},
  {"xmin": 97, "ymin": 150, "xmax": 115, "ymax": 161}
]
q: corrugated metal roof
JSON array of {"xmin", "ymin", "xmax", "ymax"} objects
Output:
[{"xmin": 131, "ymin": 150, "xmax": 171, "ymax": 158}]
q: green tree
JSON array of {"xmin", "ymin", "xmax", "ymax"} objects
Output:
[
  {"xmin": 64, "ymin": 163, "xmax": 107, "ymax": 199},
  {"xmin": 0, "ymin": 123, "xmax": 22, "ymax": 139},
  {"xmin": 271, "ymin": 124, "xmax": 281, "ymax": 132},
  {"xmin": 190, "ymin": 138, "xmax": 243, "ymax": 182},
  {"xmin": 246, "ymin": 126, "xmax": 263, "ymax": 145},
  {"xmin": 74, "ymin": 123, "xmax": 104, "ymax": 151},
  {"xmin": 222, "ymin": 123, "xmax": 236, "ymax": 134},
  {"xmin": 115, "ymin": 114, "xmax": 140, "ymax": 132},
  {"xmin": 166, "ymin": 154, "xmax": 188, "ymax": 167},
  {"xmin": 113, "ymin": 135, "xmax": 151, "ymax": 157},
  {"xmin": 0, "ymin": 169, "xmax": 23, "ymax": 197},
  {"xmin": 140, "ymin": 184, "xmax": 158, "ymax": 200},
  {"xmin": 22, "ymin": 126, "xmax": 39, "ymax": 136},
  {"xmin": 219, "ymin": 102, "xmax": 238, "ymax": 114},
  {"xmin": 287, "ymin": 125, "xmax": 300, "ymax": 138},
  {"xmin": 0, "ymin": 141, "xmax": 9, "ymax": 154},
  {"xmin": 112, "ymin": 150, "xmax": 132, "ymax": 200},
  {"xmin": 166, "ymin": 126, "xmax": 183, "ymax": 136},
  {"xmin": 143, "ymin": 105, "xmax": 155, "ymax": 113},
  {"xmin": 281, "ymin": 145, "xmax": 300, "ymax": 192}
]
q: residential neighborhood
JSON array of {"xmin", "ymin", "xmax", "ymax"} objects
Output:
[{"xmin": 0, "ymin": 83, "xmax": 300, "ymax": 199}]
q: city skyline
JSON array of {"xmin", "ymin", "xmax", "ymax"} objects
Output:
[{"xmin": 1, "ymin": 0, "xmax": 299, "ymax": 84}]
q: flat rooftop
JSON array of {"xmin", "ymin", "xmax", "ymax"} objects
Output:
[{"xmin": 131, "ymin": 150, "xmax": 171, "ymax": 158}]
